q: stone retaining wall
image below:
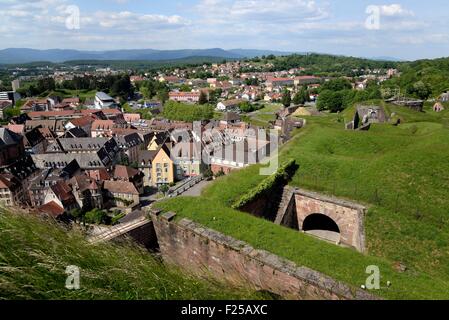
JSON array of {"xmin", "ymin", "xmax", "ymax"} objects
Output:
[
  {"xmin": 150, "ymin": 210, "xmax": 377, "ymax": 300},
  {"xmin": 294, "ymin": 189, "xmax": 366, "ymax": 252}
]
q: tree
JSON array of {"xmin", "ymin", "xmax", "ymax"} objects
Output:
[
  {"xmin": 159, "ymin": 184, "xmax": 169, "ymax": 196},
  {"xmin": 157, "ymin": 89, "xmax": 169, "ymax": 104},
  {"xmin": 321, "ymin": 78, "xmax": 352, "ymax": 92},
  {"xmin": 208, "ymin": 88, "xmax": 222, "ymax": 104},
  {"xmin": 36, "ymin": 77, "xmax": 56, "ymax": 94},
  {"xmin": 245, "ymin": 78, "xmax": 259, "ymax": 86},
  {"xmin": 4, "ymin": 106, "xmax": 21, "ymax": 119},
  {"xmin": 317, "ymin": 90, "xmax": 345, "ymax": 112},
  {"xmin": 180, "ymin": 84, "xmax": 192, "ymax": 92},
  {"xmin": 110, "ymin": 75, "xmax": 133, "ymax": 100},
  {"xmin": 198, "ymin": 91, "xmax": 208, "ymax": 105},
  {"xmin": 84, "ymin": 209, "xmax": 109, "ymax": 225},
  {"xmin": 281, "ymin": 90, "xmax": 292, "ymax": 107},
  {"xmin": 407, "ymin": 81, "xmax": 432, "ymax": 100},
  {"xmin": 293, "ymin": 87, "xmax": 309, "ymax": 105},
  {"xmin": 239, "ymin": 101, "xmax": 254, "ymax": 113},
  {"xmin": 214, "ymin": 169, "xmax": 225, "ymax": 178},
  {"xmin": 203, "ymin": 168, "xmax": 214, "ymax": 180},
  {"xmin": 140, "ymin": 86, "xmax": 151, "ymax": 99},
  {"xmin": 69, "ymin": 209, "xmax": 84, "ymax": 223}
]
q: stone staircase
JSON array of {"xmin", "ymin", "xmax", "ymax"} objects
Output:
[{"xmin": 274, "ymin": 186, "xmax": 295, "ymax": 225}]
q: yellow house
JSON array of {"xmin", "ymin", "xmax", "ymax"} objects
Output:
[
  {"xmin": 148, "ymin": 140, "xmax": 158, "ymax": 151},
  {"xmin": 147, "ymin": 132, "xmax": 169, "ymax": 151},
  {"xmin": 151, "ymin": 145, "xmax": 174, "ymax": 186}
]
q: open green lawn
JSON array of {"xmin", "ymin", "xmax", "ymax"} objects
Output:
[
  {"xmin": 0, "ymin": 210, "xmax": 266, "ymax": 300},
  {"xmin": 258, "ymin": 103, "xmax": 284, "ymax": 113},
  {"xmin": 46, "ymin": 89, "xmax": 97, "ymax": 101},
  {"xmin": 241, "ymin": 103, "xmax": 283, "ymax": 127},
  {"xmin": 157, "ymin": 102, "xmax": 449, "ymax": 299}
]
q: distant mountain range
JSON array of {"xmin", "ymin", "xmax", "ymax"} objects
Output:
[
  {"xmin": 370, "ymin": 56, "xmax": 404, "ymax": 62},
  {"xmin": 0, "ymin": 48, "xmax": 294, "ymax": 64}
]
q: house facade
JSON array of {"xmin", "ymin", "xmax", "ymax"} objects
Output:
[
  {"xmin": 0, "ymin": 174, "xmax": 24, "ymax": 207},
  {"xmin": 103, "ymin": 180, "xmax": 139, "ymax": 208},
  {"xmin": 151, "ymin": 145, "xmax": 174, "ymax": 186},
  {"xmin": 169, "ymin": 92, "xmax": 200, "ymax": 103}
]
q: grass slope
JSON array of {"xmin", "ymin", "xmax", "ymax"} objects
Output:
[
  {"xmin": 157, "ymin": 103, "xmax": 449, "ymax": 299},
  {"xmin": 0, "ymin": 211, "xmax": 265, "ymax": 300}
]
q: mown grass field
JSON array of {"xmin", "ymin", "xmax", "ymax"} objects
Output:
[
  {"xmin": 240, "ymin": 103, "xmax": 283, "ymax": 128},
  {"xmin": 39, "ymin": 89, "xmax": 97, "ymax": 101},
  {"xmin": 158, "ymin": 102, "xmax": 449, "ymax": 299},
  {"xmin": 0, "ymin": 211, "xmax": 266, "ymax": 300}
]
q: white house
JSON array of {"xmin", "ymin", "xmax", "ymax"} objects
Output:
[
  {"xmin": 94, "ymin": 92, "xmax": 117, "ymax": 110},
  {"xmin": 216, "ymin": 99, "xmax": 243, "ymax": 111}
]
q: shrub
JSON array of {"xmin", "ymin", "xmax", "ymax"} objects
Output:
[
  {"xmin": 84, "ymin": 209, "xmax": 109, "ymax": 225},
  {"xmin": 231, "ymin": 159, "xmax": 298, "ymax": 209}
]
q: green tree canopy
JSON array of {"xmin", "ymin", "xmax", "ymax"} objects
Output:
[
  {"xmin": 317, "ymin": 90, "xmax": 347, "ymax": 112},
  {"xmin": 407, "ymin": 81, "xmax": 432, "ymax": 100},
  {"xmin": 84, "ymin": 209, "xmax": 109, "ymax": 225},
  {"xmin": 321, "ymin": 78, "xmax": 353, "ymax": 92},
  {"xmin": 293, "ymin": 87, "xmax": 309, "ymax": 105},
  {"xmin": 198, "ymin": 91, "xmax": 208, "ymax": 105},
  {"xmin": 281, "ymin": 90, "xmax": 292, "ymax": 107}
]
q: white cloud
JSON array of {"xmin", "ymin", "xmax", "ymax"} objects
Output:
[
  {"xmin": 0, "ymin": 0, "xmax": 192, "ymax": 49},
  {"xmin": 196, "ymin": 0, "xmax": 329, "ymax": 24},
  {"xmin": 0, "ymin": 0, "xmax": 447, "ymax": 60},
  {"xmin": 90, "ymin": 11, "xmax": 190, "ymax": 29},
  {"xmin": 379, "ymin": 4, "xmax": 414, "ymax": 17},
  {"xmin": 229, "ymin": 0, "xmax": 329, "ymax": 21}
]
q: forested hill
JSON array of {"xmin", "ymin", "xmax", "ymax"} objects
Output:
[
  {"xmin": 250, "ymin": 53, "xmax": 449, "ymax": 98},
  {"xmin": 247, "ymin": 53, "xmax": 400, "ymax": 76},
  {"xmin": 383, "ymin": 57, "xmax": 449, "ymax": 98}
]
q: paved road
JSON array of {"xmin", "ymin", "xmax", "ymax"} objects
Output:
[{"xmin": 179, "ymin": 180, "xmax": 213, "ymax": 197}]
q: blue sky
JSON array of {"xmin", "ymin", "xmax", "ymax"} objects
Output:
[{"xmin": 0, "ymin": 0, "xmax": 448, "ymax": 60}]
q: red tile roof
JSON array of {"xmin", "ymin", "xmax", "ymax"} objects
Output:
[
  {"xmin": 69, "ymin": 115, "xmax": 97, "ymax": 127},
  {"xmin": 104, "ymin": 180, "xmax": 139, "ymax": 195},
  {"xmin": 0, "ymin": 174, "xmax": 19, "ymax": 189},
  {"xmin": 6, "ymin": 124, "xmax": 25, "ymax": 135},
  {"xmin": 96, "ymin": 108, "xmax": 122, "ymax": 115},
  {"xmin": 114, "ymin": 165, "xmax": 140, "ymax": 180},
  {"xmin": 169, "ymin": 92, "xmax": 200, "ymax": 97},
  {"xmin": 38, "ymin": 201, "xmax": 65, "ymax": 218},
  {"xmin": 51, "ymin": 181, "xmax": 73, "ymax": 202},
  {"xmin": 294, "ymin": 76, "xmax": 319, "ymax": 81},
  {"xmin": 86, "ymin": 169, "xmax": 111, "ymax": 182},
  {"xmin": 37, "ymin": 127, "xmax": 56, "ymax": 139},
  {"xmin": 92, "ymin": 120, "xmax": 114, "ymax": 131},
  {"xmin": 28, "ymin": 110, "xmax": 76, "ymax": 118},
  {"xmin": 124, "ymin": 113, "xmax": 141, "ymax": 122}
]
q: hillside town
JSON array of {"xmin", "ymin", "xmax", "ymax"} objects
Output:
[
  {"xmin": 3, "ymin": 56, "xmax": 448, "ymax": 229},
  {"xmin": 3, "ymin": 0, "xmax": 449, "ymax": 307}
]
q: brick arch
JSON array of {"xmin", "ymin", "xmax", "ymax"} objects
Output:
[
  {"xmin": 294, "ymin": 189, "xmax": 366, "ymax": 252},
  {"xmin": 302, "ymin": 213, "xmax": 340, "ymax": 234}
]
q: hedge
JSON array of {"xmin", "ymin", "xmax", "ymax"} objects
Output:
[{"xmin": 231, "ymin": 159, "xmax": 298, "ymax": 209}]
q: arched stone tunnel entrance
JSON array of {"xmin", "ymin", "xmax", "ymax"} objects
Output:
[
  {"xmin": 276, "ymin": 188, "xmax": 366, "ymax": 252},
  {"xmin": 302, "ymin": 213, "xmax": 341, "ymax": 244}
]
